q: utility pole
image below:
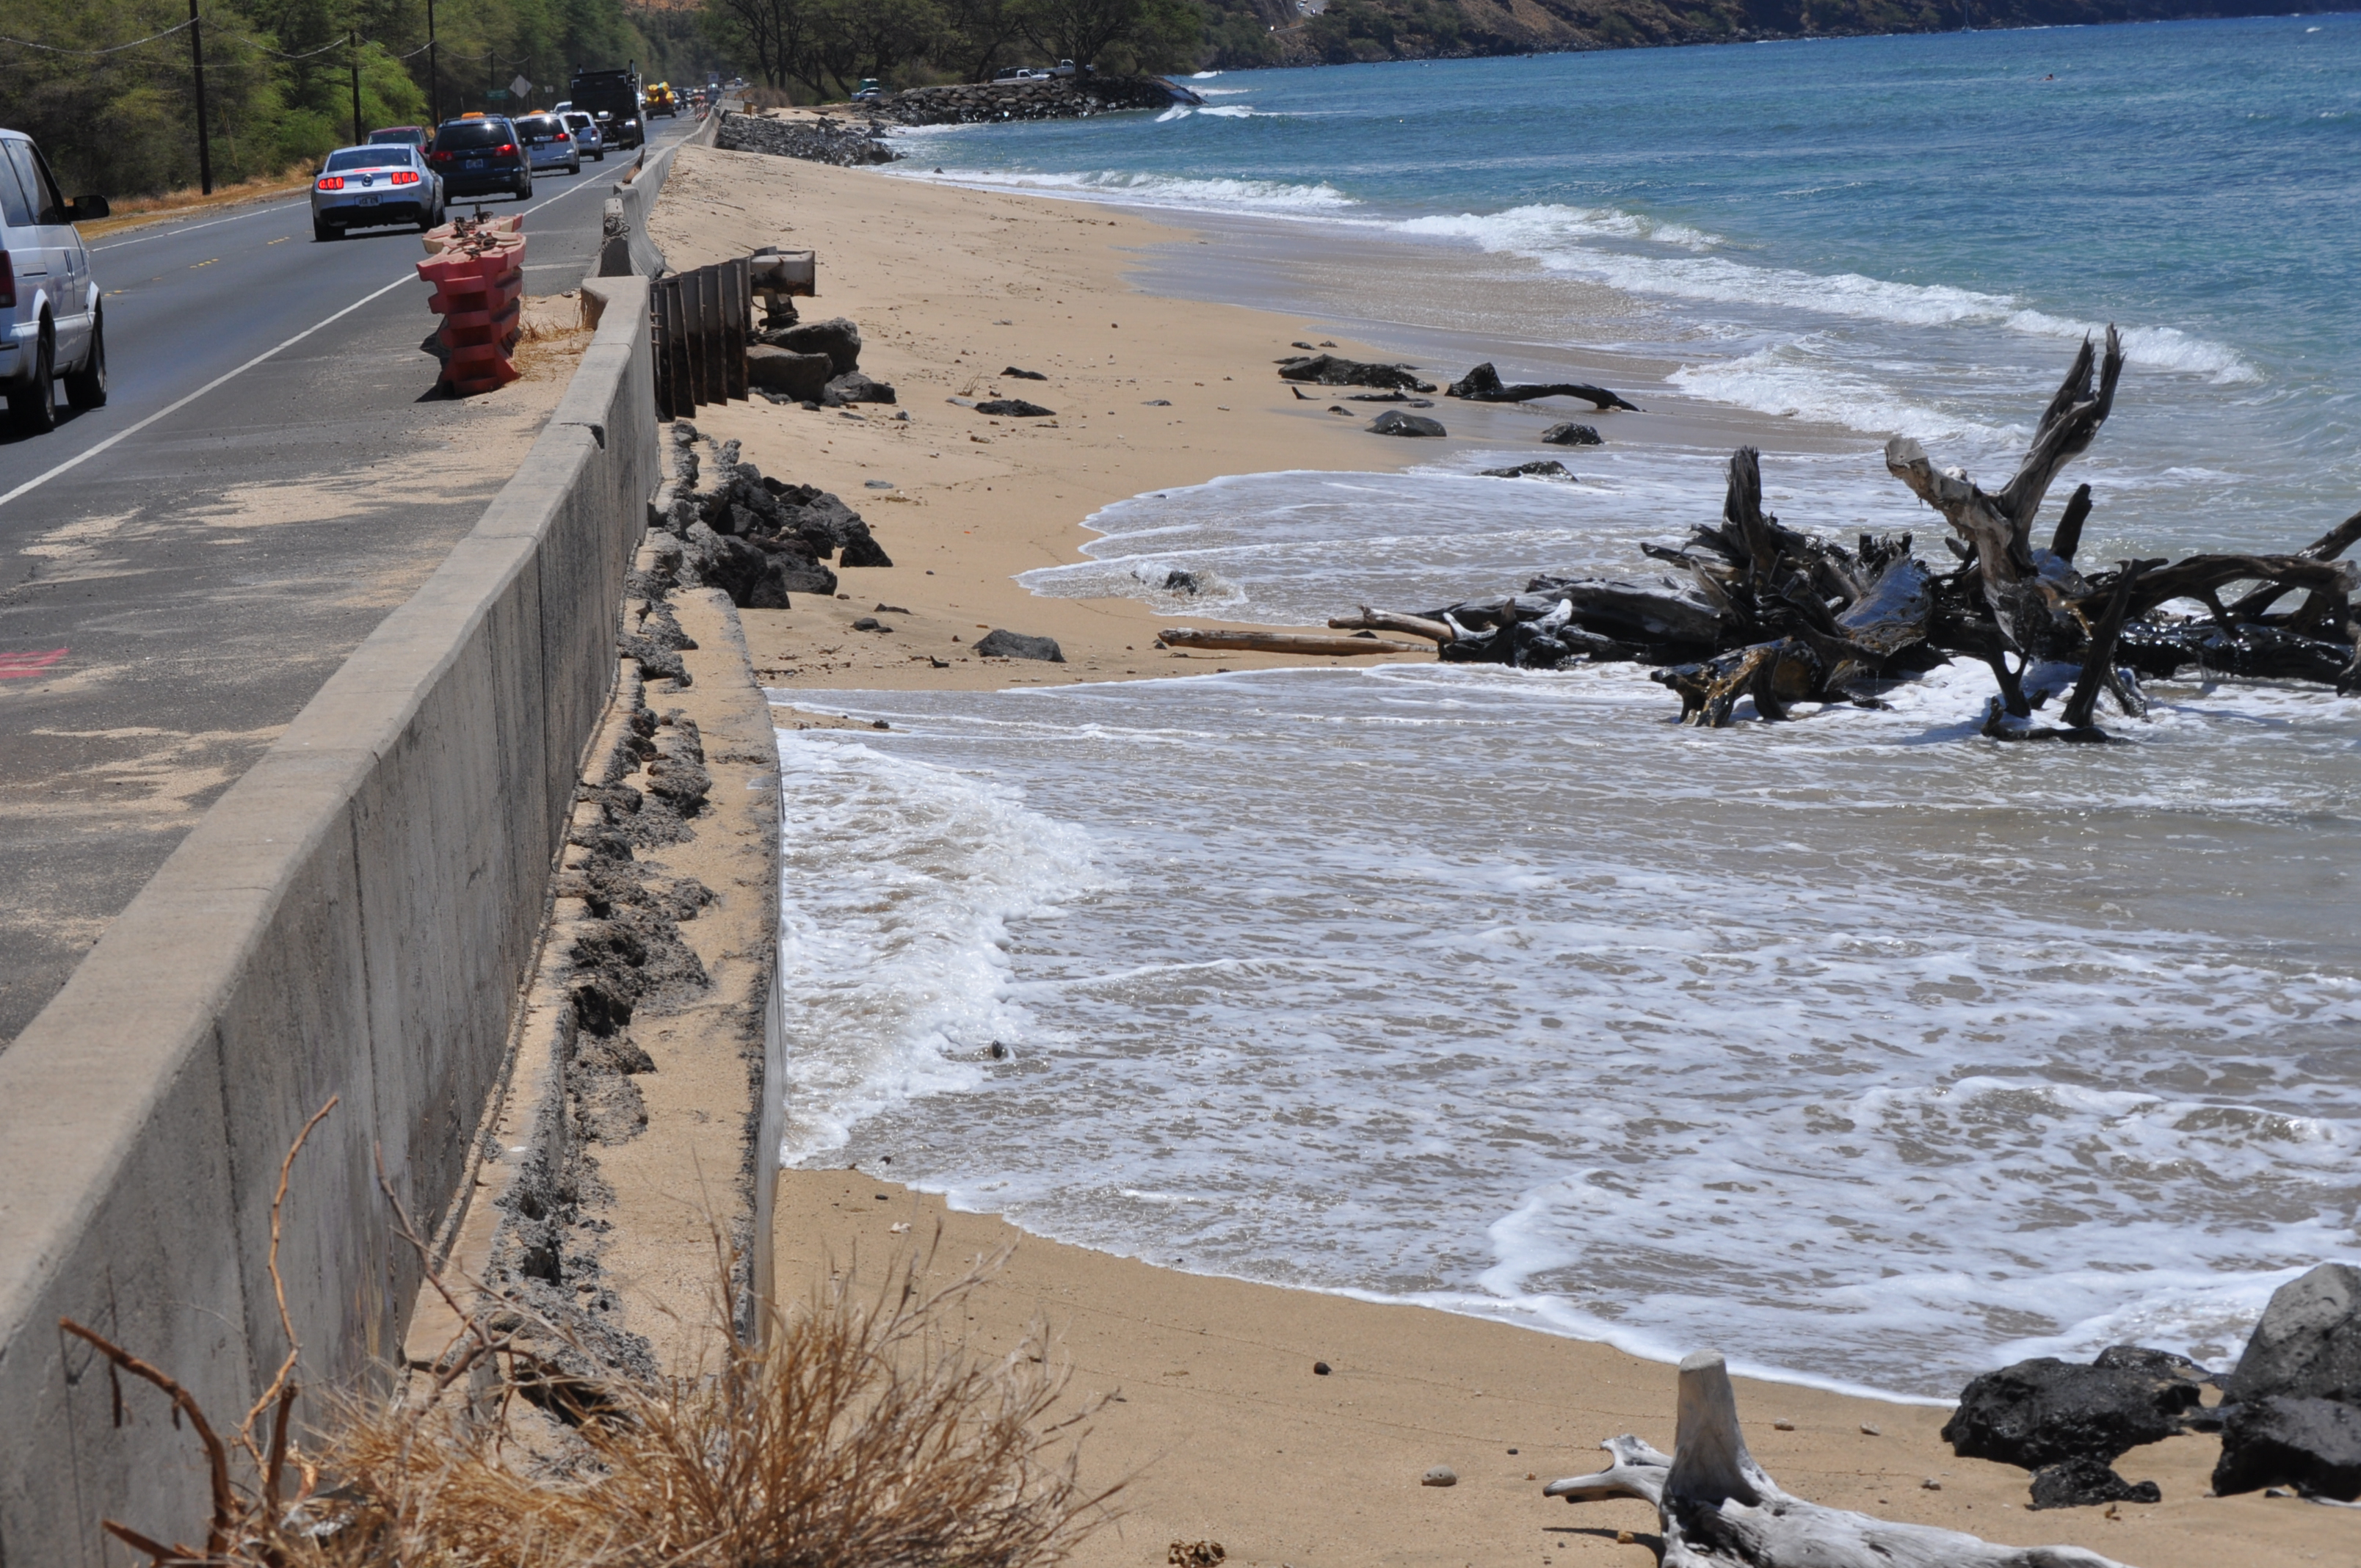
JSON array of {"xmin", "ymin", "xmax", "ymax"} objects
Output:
[
  {"xmin": 187, "ymin": 0, "xmax": 213, "ymax": 195},
  {"xmin": 350, "ymin": 29, "xmax": 363, "ymax": 142},
  {"xmin": 427, "ymin": 0, "xmax": 440, "ymax": 125}
]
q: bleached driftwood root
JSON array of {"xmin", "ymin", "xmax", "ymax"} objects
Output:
[{"xmin": 1544, "ymin": 1352, "xmax": 2136, "ymax": 1568}]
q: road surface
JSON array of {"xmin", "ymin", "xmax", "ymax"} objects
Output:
[{"xmin": 0, "ymin": 117, "xmax": 698, "ymax": 1046}]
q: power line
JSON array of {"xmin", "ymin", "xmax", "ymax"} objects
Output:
[{"xmin": 0, "ymin": 17, "xmax": 194, "ymax": 56}]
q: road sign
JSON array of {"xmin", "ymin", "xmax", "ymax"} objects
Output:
[{"xmin": 509, "ymin": 75, "xmax": 533, "ymax": 98}]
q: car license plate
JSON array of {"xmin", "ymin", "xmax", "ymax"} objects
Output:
[
  {"xmin": 356, "ymin": 195, "xmax": 379, "ymax": 206},
  {"xmin": 465, "ymin": 159, "xmax": 485, "ymax": 170}
]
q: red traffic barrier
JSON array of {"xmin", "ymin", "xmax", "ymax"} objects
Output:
[{"xmin": 417, "ymin": 215, "xmax": 528, "ymax": 396}]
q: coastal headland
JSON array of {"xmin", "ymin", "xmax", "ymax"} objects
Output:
[{"xmin": 645, "ymin": 145, "xmax": 2357, "ymax": 1564}]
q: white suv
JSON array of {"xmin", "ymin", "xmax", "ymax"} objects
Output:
[{"xmin": 0, "ymin": 128, "xmax": 108, "ymax": 434}]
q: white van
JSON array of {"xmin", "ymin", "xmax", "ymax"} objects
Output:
[{"xmin": 0, "ymin": 129, "xmax": 109, "ymax": 434}]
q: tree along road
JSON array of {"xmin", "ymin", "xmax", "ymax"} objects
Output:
[{"xmin": 0, "ymin": 117, "xmax": 697, "ymax": 1046}]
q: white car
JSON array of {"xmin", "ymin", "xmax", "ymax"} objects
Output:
[
  {"xmin": 560, "ymin": 111, "xmax": 607, "ymax": 161},
  {"xmin": 0, "ymin": 128, "xmax": 107, "ymax": 434}
]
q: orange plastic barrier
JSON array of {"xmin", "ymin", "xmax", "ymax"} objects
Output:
[{"xmin": 417, "ymin": 216, "xmax": 529, "ymax": 396}]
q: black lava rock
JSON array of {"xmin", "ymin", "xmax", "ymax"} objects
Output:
[
  {"xmin": 2027, "ymin": 1457, "xmax": 2162, "ymax": 1510},
  {"xmin": 976, "ymin": 398, "xmax": 1054, "ymax": 418},
  {"xmin": 2225, "ymin": 1263, "xmax": 2361, "ymax": 1408},
  {"xmin": 2213, "ymin": 1394, "xmax": 2361, "ymax": 1500},
  {"xmin": 1942, "ymin": 1347, "xmax": 2205, "ymax": 1470},
  {"xmin": 1542, "ymin": 422, "xmax": 1604, "ymax": 447},
  {"xmin": 838, "ymin": 531, "xmax": 894, "ymax": 568},
  {"xmin": 823, "ymin": 370, "xmax": 896, "ymax": 406},
  {"xmin": 747, "ymin": 345, "xmax": 835, "ymax": 400},
  {"xmin": 1368, "ymin": 410, "xmax": 1446, "ymax": 438},
  {"xmin": 1001, "ymin": 366, "xmax": 1048, "ymax": 380},
  {"xmin": 1480, "ymin": 460, "xmax": 1574, "ymax": 479},
  {"xmin": 973, "ymin": 629, "xmax": 1065, "ymax": 662},
  {"xmin": 769, "ymin": 316, "xmax": 863, "ymax": 374}
]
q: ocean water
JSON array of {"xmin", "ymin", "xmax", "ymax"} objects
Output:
[{"xmin": 772, "ymin": 21, "xmax": 2361, "ymax": 1400}]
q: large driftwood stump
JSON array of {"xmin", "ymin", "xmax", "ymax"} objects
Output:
[{"xmin": 1544, "ymin": 1353, "xmax": 2135, "ymax": 1568}]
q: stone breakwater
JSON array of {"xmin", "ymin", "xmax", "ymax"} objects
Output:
[
  {"xmin": 878, "ymin": 75, "xmax": 1202, "ymax": 127},
  {"xmin": 717, "ymin": 111, "xmax": 898, "ymax": 166}
]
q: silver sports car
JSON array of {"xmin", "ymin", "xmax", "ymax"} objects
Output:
[{"xmin": 311, "ymin": 145, "xmax": 443, "ymax": 240}]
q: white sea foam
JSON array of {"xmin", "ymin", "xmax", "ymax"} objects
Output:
[
  {"xmin": 1156, "ymin": 104, "xmax": 1263, "ymax": 120},
  {"xmin": 768, "ymin": 737, "xmax": 1106, "ymax": 1159},
  {"xmin": 1390, "ymin": 204, "xmax": 2256, "ymax": 382},
  {"xmin": 888, "ymin": 164, "xmax": 1359, "ymax": 216},
  {"xmin": 780, "ymin": 460, "xmax": 2361, "ymax": 1395},
  {"xmin": 780, "ymin": 658, "xmax": 2361, "ymax": 1396}
]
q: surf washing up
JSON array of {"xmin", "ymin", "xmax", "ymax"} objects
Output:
[{"xmin": 769, "ymin": 17, "xmax": 2360, "ymax": 1402}]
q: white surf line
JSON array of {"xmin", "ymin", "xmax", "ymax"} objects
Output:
[
  {"xmin": 7, "ymin": 169, "xmax": 628, "ymax": 514},
  {"xmin": 0, "ymin": 272, "xmax": 416, "ymax": 512},
  {"xmin": 90, "ymin": 198, "xmax": 311, "ymax": 253}
]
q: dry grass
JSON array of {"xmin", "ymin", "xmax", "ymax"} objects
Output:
[
  {"xmin": 302, "ymin": 1238, "xmax": 1117, "ymax": 1567},
  {"xmin": 80, "ymin": 167, "xmax": 318, "ymax": 240},
  {"xmin": 75, "ymin": 1128, "xmax": 1118, "ymax": 1568}
]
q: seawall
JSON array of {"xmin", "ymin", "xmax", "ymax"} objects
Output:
[{"xmin": 0, "ymin": 272, "xmax": 659, "ymax": 1560}]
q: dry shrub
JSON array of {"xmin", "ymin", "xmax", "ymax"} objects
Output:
[
  {"xmin": 76, "ymin": 1106, "xmax": 1116, "ymax": 1568},
  {"xmin": 310, "ymin": 1242, "xmax": 1116, "ymax": 1568}
]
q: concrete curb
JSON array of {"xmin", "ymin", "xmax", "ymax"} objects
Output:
[{"xmin": 0, "ymin": 275, "xmax": 659, "ymax": 1564}]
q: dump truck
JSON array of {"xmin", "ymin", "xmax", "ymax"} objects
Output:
[{"xmin": 569, "ymin": 63, "xmax": 645, "ymax": 149}]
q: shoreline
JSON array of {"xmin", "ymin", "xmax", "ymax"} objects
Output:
[
  {"xmin": 777, "ymin": 1172, "xmax": 2319, "ymax": 1568},
  {"xmin": 646, "ymin": 145, "xmax": 2351, "ymax": 1562},
  {"xmin": 648, "ymin": 142, "xmax": 1868, "ymax": 693}
]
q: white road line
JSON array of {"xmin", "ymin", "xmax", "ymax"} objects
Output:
[
  {"xmin": 90, "ymin": 199, "xmax": 311, "ymax": 253},
  {"xmin": 0, "ymin": 273, "xmax": 416, "ymax": 512}
]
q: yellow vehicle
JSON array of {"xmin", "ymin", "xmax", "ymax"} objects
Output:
[{"xmin": 646, "ymin": 82, "xmax": 678, "ymax": 118}]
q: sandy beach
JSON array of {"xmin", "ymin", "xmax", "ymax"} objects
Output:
[
  {"xmin": 779, "ymin": 1174, "xmax": 2332, "ymax": 1568},
  {"xmin": 649, "ymin": 140, "xmax": 1827, "ymax": 695},
  {"xmin": 647, "ymin": 142, "xmax": 2354, "ymax": 1566}
]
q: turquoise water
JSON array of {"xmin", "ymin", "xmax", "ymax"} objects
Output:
[
  {"xmin": 898, "ymin": 16, "xmax": 2361, "ymax": 544},
  {"xmin": 772, "ymin": 23, "xmax": 2361, "ymax": 1399}
]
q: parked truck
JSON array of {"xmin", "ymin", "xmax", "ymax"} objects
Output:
[{"xmin": 569, "ymin": 64, "xmax": 645, "ymax": 150}]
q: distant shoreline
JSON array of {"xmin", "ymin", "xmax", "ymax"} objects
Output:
[{"xmin": 1231, "ymin": 4, "xmax": 2354, "ymax": 74}]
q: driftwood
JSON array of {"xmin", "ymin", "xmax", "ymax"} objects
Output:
[
  {"xmin": 1447, "ymin": 361, "xmax": 1640, "ymax": 411},
  {"xmin": 1274, "ymin": 353, "xmax": 1436, "ymax": 393},
  {"xmin": 1330, "ymin": 334, "xmax": 2359, "ymax": 733},
  {"xmin": 1158, "ymin": 628, "xmax": 1426, "ymax": 656},
  {"xmin": 1329, "ymin": 608, "xmax": 1457, "ymax": 644},
  {"xmin": 1545, "ymin": 1352, "xmax": 2133, "ymax": 1568}
]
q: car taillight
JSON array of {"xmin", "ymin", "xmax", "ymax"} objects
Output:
[
  {"xmin": 554, "ymin": 131, "xmax": 569, "ymax": 141},
  {"xmin": 495, "ymin": 143, "xmax": 517, "ymax": 156},
  {"xmin": 0, "ymin": 252, "xmax": 13, "ymax": 310},
  {"xmin": 394, "ymin": 170, "xmax": 419, "ymax": 185},
  {"xmin": 317, "ymin": 176, "xmax": 344, "ymax": 190},
  {"xmin": 430, "ymin": 150, "xmax": 453, "ymax": 164}
]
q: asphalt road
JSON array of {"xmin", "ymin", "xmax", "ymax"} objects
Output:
[{"xmin": 0, "ymin": 117, "xmax": 698, "ymax": 1047}]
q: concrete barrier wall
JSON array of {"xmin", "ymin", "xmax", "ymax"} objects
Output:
[{"xmin": 0, "ymin": 276, "xmax": 658, "ymax": 1564}]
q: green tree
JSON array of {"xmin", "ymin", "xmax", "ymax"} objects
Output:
[{"xmin": 1013, "ymin": 0, "xmax": 1196, "ymax": 70}]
